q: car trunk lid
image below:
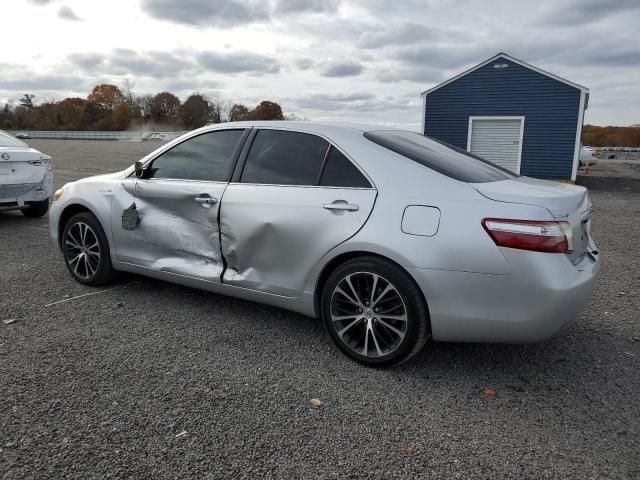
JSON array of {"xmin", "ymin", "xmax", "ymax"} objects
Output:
[
  {"xmin": 472, "ymin": 177, "xmax": 593, "ymax": 263},
  {"xmin": 0, "ymin": 147, "xmax": 51, "ymax": 186}
]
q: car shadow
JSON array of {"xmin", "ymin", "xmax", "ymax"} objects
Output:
[{"xmin": 123, "ymin": 272, "xmax": 609, "ymax": 390}]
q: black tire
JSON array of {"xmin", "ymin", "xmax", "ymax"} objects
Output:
[
  {"xmin": 62, "ymin": 212, "xmax": 116, "ymax": 285},
  {"xmin": 21, "ymin": 199, "xmax": 49, "ymax": 218},
  {"xmin": 321, "ymin": 256, "xmax": 430, "ymax": 368}
]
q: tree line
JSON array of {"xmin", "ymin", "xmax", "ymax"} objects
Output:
[
  {"xmin": 582, "ymin": 124, "xmax": 640, "ymax": 147},
  {"xmin": 0, "ymin": 84, "xmax": 286, "ymax": 131}
]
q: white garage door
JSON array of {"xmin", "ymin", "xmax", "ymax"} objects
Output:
[{"xmin": 467, "ymin": 117, "xmax": 524, "ymax": 173}]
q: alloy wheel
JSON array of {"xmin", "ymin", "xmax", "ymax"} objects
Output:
[
  {"xmin": 330, "ymin": 272, "xmax": 408, "ymax": 358},
  {"xmin": 64, "ymin": 222, "xmax": 101, "ymax": 280}
]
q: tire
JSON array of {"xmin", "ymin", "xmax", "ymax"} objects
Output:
[
  {"xmin": 321, "ymin": 256, "xmax": 430, "ymax": 367},
  {"xmin": 61, "ymin": 212, "xmax": 116, "ymax": 285},
  {"xmin": 21, "ymin": 199, "xmax": 49, "ymax": 218}
]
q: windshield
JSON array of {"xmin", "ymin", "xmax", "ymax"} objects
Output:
[
  {"xmin": 0, "ymin": 131, "xmax": 29, "ymax": 148},
  {"xmin": 364, "ymin": 130, "xmax": 517, "ymax": 183}
]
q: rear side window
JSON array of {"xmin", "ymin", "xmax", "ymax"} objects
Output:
[
  {"xmin": 364, "ymin": 130, "xmax": 516, "ymax": 183},
  {"xmin": 147, "ymin": 129, "xmax": 243, "ymax": 181},
  {"xmin": 320, "ymin": 147, "xmax": 371, "ymax": 188},
  {"xmin": 241, "ymin": 130, "xmax": 329, "ymax": 185}
]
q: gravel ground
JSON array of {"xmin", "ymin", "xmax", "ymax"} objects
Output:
[{"xmin": 1, "ymin": 141, "xmax": 639, "ymax": 479}]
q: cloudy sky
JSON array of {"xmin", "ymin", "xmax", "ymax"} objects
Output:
[{"xmin": 2, "ymin": 0, "xmax": 639, "ymax": 129}]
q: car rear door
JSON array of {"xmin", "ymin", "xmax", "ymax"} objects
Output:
[
  {"xmin": 111, "ymin": 128, "xmax": 247, "ymax": 282},
  {"xmin": 220, "ymin": 128, "xmax": 377, "ymax": 297}
]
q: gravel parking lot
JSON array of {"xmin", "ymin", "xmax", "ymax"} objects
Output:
[{"xmin": 1, "ymin": 140, "xmax": 639, "ymax": 479}]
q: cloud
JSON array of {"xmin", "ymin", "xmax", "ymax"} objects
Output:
[
  {"xmin": 57, "ymin": 6, "xmax": 81, "ymax": 21},
  {"xmin": 139, "ymin": 0, "xmax": 269, "ymax": 27},
  {"xmin": 273, "ymin": 0, "xmax": 340, "ymax": 14},
  {"xmin": 197, "ymin": 51, "xmax": 280, "ymax": 74},
  {"xmin": 28, "ymin": 0, "xmax": 58, "ymax": 4},
  {"xmin": 291, "ymin": 92, "xmax": 416, "ymax": 115},
  {"xmin": 69, "ymin": 49, "xmax": 196, "ymax": 78},
  {"xmin": 321, "ymin": 60, "xmax": 364, "ymax": 77},
  {"xmin": 294, "ymin": 58, "xmax": 314, "ymax": 71},
  {"xmin": 140, "ymin": 0, "xmax": 342, "ymax": 27},
  {"xmin": 538, "ymin": 0, "xmax": 640, "ymax": 26},
  {"xmin": 358, "ymin": 23, "xmax": 445, "ymax": 50},
  {"xmin": 294, "ymin": 92, "xmax": 374, "ymax": 110},
  {"xmin": 0, "ymin": 64, "xmax": 91, "ymax": 92}
]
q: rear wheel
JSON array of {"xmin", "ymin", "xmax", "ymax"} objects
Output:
[
  {"xmin": 321, "ymin": 256, "xmax": 430, "ymax": 367},
  {"xmin": 62, "ymin": 212, "xmax": 115, "ymax": 285},
  {"xmin": 21, "ymin": 199, "xmax": 49, "ymax": 218}
]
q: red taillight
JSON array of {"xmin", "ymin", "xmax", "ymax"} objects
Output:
[{"xmin": 482, "ymin": 218, "xmax": 572, "ymax": 253}]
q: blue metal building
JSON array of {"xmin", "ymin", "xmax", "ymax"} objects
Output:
[{"xmin": 421, "ymin": 53, "xmax": 589, "ymax": 181}]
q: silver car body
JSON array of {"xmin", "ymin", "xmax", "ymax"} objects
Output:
[
  {"xmin": 49, "ymin": 121, "xmax": 599, "ymax": 343},
  {"xmin": 0, "ymin": 130, "xmax": 53, "ymax": 211}
]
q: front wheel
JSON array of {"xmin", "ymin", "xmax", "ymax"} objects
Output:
[
  {"xmin": 62, "ymin": 212, "xmax": 116, "ymax": 285},
  {"xmin": 321, "ymin": 256, "xmax": 430, "ymax": 367}
]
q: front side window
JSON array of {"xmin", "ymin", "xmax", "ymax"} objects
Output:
[
  {"xmin": 241, "ymin": 130, "xmax": 329, "ymax": 185},
  {"xmin": 146, "ymin": 129, "xmax": 244, "ymax": 181}
]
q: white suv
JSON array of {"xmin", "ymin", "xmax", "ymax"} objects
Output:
[{"xmin": 0, "ymin": 131, "xmax": 53, "ymax": 217}]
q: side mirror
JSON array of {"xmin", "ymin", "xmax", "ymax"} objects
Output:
[{"xmin": 134, "ymin": 161, "xmax": 145, "ymax": 178}]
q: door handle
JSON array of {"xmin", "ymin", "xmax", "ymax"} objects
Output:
[
  {"xmin": 323, "ymin": 202, "xmax": 359, "ymax": 212},
  {"xmin": 195, "ymin": 196, "xmax": 218, "ymax": 205}
]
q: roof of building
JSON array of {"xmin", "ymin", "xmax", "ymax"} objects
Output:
[{"xmin": 421, "ymin": 52, "xmax": 589, "ymax": 97}]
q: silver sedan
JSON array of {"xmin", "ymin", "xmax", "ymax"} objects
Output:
[{"xmin": 49, "ymin": 122, "xmax": 600, "ymax": 366}]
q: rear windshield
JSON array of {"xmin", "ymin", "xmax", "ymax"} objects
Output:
[
  {"xmin": 364, "ymin": 130, "xmax": 516, "ymax": 183},
  {"xmin": 0, "ymin": 131, "xmax": 28, "ymax": 148}
]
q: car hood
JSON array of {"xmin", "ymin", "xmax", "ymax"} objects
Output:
[{"xmin": 75, "ymin": 171, "xmax": 127, "ymax": 184}]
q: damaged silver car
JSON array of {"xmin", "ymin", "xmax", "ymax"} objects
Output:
[{"xmin": 49, "ymin": 122, "xmax": 599, "ymax": 366}]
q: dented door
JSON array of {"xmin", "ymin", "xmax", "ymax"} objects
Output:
[
  {"xmin": 110, "ymin": 128, "xmax": 247, "ymax": 282},
  {"xmin": 111, "ymin": 179, "xmax": 228, "ymax": 282},
  {"xmin": 220, "ymin": 184, "xmax": 376, "ymax": 297}
]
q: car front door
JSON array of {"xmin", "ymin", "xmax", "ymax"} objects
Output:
[
  {"xmin": 111, "ymin": 128, "xmax": 247, "ymax": 282},
  {"xmin": 220, "ymin": 128, "xmax": 377, "ymax": 297}
]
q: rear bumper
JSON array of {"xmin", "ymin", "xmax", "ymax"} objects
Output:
[
  {"xmin": 407, "ymin": 247, "xmax": 600, "ymax": 343},
  {"xmin": 0, "ymin": 183, "xmax": 52, "ymax": 210},
  {"xmin": 0, "ymin": 180, "xmax": 52, "ymax": 210}
]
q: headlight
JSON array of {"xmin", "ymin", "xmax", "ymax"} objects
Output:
[{"xmin": 53, "ymin": 189, "xmax": 64, "ymax": 201}]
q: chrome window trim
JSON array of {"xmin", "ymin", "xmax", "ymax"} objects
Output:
[
  {"xmin": 227, "ymin": 182, "xmax": 376, "ymax": 191},
  {"xmin": 136, "ymin": 177, "xmax": 230, "ymax": 185}
]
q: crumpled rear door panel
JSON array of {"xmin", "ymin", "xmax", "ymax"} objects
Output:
[{"xmin": 220, "ymin": 184, "xmax": 376, "ymax": 297}]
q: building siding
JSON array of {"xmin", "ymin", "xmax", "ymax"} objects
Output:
[{"xmin": 423, "ymin": 58, "xmax": 582, "ymax": 179}]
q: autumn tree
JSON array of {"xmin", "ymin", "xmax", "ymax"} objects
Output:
[
  {"xmin": 181, "ymin": 94, "xmax": 213, "ymax": 129},
  {"xmin": 229, "ymin": 103, "xmax": 250, "ymax": 122},
  {"xmin": 252, "ymin": 100, "xmax": 284, "ymax": 120},
  {"xmin": 87, "ymin": 84, "xmax": 124, "ymax": 112},
  {"xmin": 112, "ymin": 103, "xmax": 132, "ymax": 130},
  {"xmin": 151, "ymin": 91, "xmax": 181, "ymax": 126}
]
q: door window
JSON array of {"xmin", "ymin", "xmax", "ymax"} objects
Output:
[
  {"xmin": 240, "ymin": 130, "xmax": 329, "ymax": 185},
  {"xmin": 320, "ymin": 147, "xmax": 371, "ymax": 188},
  {"xmin": 146, "ymin": 129, "xmax": 244, "ymax": 181}
]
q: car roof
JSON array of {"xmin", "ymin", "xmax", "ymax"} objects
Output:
[{"xmin": 203, "ymin": 120, "xmax": 403, "ymax": 136}]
